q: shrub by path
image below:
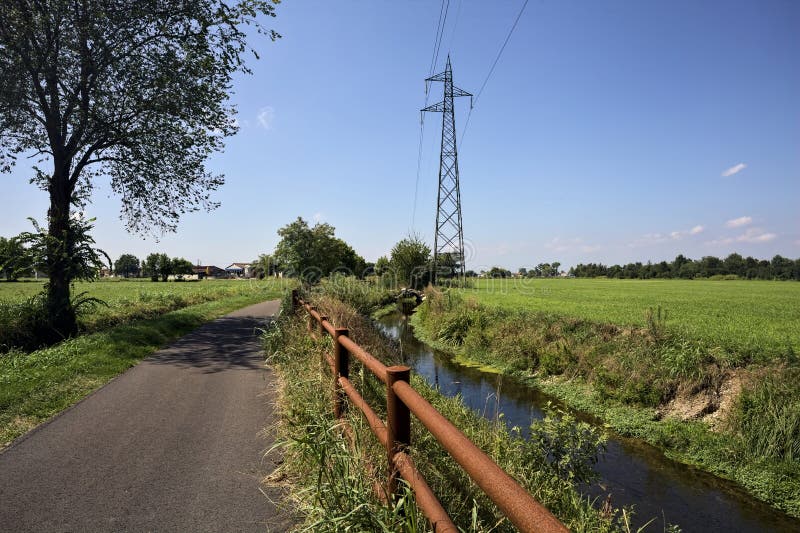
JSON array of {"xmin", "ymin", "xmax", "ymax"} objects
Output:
[{"xmin": 0, "ymin": 300, "xmax": 295, "ymax": 532}]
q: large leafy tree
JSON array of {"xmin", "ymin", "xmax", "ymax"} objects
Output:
[
  {"xmin": 114, "ymin": 253, "xmax": 139, "ymax": 278},
  {"xmin": 274, "ymin": 217, "xmax": 366, "ymax": 282},
  {"xmin": 389, "ymin": 235, "xmax": 431, "ymax": 290},
  {"xmin": 171, "ymin": 257, "xmax": 194, "ymax": 279},
  {"xmin": 251, "ymin": 253, "xmax": 277, "ymax": 279},
  {"xmin": 0, "ymin": 0, "xmax": 279, "ymax": 337}
]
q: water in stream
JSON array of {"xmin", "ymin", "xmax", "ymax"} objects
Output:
[{"xmin": 375, "ymin": 311, "xmax": 799, "ymax": 533}]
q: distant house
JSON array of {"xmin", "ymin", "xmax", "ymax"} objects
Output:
[
  {"xmin": 225, "ymin": 262, "xmax": 253, "ymax": 278},
  {"xmin": 193, "ymin": 265, "xmax": 226, "ymax": 279}
]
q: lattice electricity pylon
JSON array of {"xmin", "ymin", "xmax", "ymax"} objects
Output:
[{"xmin": 422, "ymin": 55, "xmax": 472, "ymax": 283}]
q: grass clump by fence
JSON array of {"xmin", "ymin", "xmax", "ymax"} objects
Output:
[
  {"xmin": 410, "ymin": 287, "xmax": 800, "ymax": 518},
  {"xmin": 263, "ymin": 292, "xmax": 658, "ymax": 532},
  {"xmin": 318, "ymin": 274, "xmax": 396, "ymax": 315}
]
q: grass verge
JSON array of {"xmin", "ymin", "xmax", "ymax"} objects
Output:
[
  {"xmin": 264, "ymin": 293, "xmax": 658, "ymax": 532},
  {"xmin": 1, "ymin": 292, "xmax": 279, "ymax": 447}
]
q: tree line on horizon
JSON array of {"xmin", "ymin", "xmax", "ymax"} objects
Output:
[{"xmin": 569, "ymin": 253, "xmax": 800, "ymax": 281}]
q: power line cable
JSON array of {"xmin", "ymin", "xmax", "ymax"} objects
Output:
[
  {"xmin": 414, "ymin": 0, "xmax": 451, "ymax": 230},
  {"xmin": 431, "ymin": 0, "xmax": 451, "ymax": 79},
  {"xmin": 446, "ymin": 0, "xmax": 463, "ymax": 54},
  {"xmin": 459, "ymin": 0, "xmax": 530, "ymax": 149}
]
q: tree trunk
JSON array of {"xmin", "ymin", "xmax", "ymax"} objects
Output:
[{"xmin": 46, "ymin": 164, "xmax": 78, "ymax": 341}]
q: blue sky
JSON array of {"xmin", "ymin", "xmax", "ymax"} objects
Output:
[{"xmin": 2, "ymin": 0, "xmax": 798, "ymax": 271}]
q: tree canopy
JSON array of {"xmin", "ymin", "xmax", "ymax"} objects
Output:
[
  {"xmin": 570, "ymin": 254, "xmax": 800, "ymax": 280},
  {"xmin": 389, "ymin": 235, "xmax": 431, "ymax": 290},
  {"xmin": 273, "ymin": 217, "xmax": 366, "ymax": 282},
  {"xmin": 114, "ymin": 254, "xmax": 140, "ymax": 278}
]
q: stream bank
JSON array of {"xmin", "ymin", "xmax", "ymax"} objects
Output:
[{"xmin": 375, "ymin": 310, "xmax": 800, "ymax": 532}]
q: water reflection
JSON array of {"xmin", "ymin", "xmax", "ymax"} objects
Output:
[{"xmin": 376, "ymin": 312, "xmax": 799, "ymax": 533}]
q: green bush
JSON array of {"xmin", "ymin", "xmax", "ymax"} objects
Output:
[{"xmin": 0, "ymin": 292, "xmax": 51, "ymax": 352}]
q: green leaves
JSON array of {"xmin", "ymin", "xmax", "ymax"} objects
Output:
[
  {"xmin": 18, "ymin": 216, "xmax": 106, "ymax": 284},
  {"xmin": 274, "ymin": 217, "xmax": 367, "ymax": 282}
]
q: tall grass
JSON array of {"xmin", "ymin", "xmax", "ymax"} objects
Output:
[
  {"xmin": 732, "ymin": 367, "xmax": 800, "ymax": 463},
  {"xmin": 318, "ymin": 274, "xmax": 396, "ymax": 314},
  {"xmin": 265, "ymin": 293, "xmax": 648, "ymax": 532}
]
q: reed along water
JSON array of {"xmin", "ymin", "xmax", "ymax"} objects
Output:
[{"xmin": 375, "ymin": 311, "xmax": 799, "ymax": 533}]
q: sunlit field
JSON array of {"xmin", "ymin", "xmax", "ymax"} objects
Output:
[
  {"xmin": 460, "ymin": 278, "xmax": 800, "ymax": 358},
  {"xmin": 0, "ymin": 278, "xmax": 292, "ymax": 340}
]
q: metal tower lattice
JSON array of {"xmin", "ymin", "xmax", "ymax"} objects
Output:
[{"xmin": 422, "ymin": 55, "xmax": 472, "ymax": 282}]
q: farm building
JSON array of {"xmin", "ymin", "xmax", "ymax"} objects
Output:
[
  {"xmin": 192, "ymin": 265, "xmax": 227, "ymax": 279},
  {"xmin": 225, "ymin": 262, "xmax": 254, "ymax": 278}
]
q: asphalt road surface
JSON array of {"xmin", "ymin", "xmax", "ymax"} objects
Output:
[{"xmin": 0, "ymin": 300, "xmax": 295, "ymax": 532}]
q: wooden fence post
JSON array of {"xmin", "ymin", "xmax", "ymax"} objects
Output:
[
  {"xmin": 308, "ymin": 306, "xmax": 316, "ymax": 333},
  {"xmin": 386, "ymin": 365, "xmax": 411, "ymax": 500},
  {"xmin": 333, "ymin": 328, "xmax": 350, "ymax": 418}
]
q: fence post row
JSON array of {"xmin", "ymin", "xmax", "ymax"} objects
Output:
[
  {"xmin": 333, "ymin": 328, "xmax": 350, "ymax": 419},
  {"xmin": 385, "ymin": 365, "xmax": 411, "ymax": 500}
]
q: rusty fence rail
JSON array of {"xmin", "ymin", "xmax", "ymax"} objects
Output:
[{"xmin": 292, "ymin": 291, "xmax": 568, "ymax": 533}]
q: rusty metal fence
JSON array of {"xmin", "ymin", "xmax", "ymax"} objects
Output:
[{"xmin": 293, "ymin": 290, "xmax": 567, "ymax": 533}]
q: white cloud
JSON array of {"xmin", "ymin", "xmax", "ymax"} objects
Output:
[
  {"xmin": 736, "ymin": 228, "xmax": 776, "ymax": 243},
  {"xmin": 257, "ymin": 106, "xmax": 275, "ymax": 129},
  {"xmin": 725, "ymin": 216, "xmax": 752, "ymax": 228},
  {"xmin": 721, "ymin": 162, "xmax": 746, "ymax": 177},
  {"xmin": 545, "ymin": 237, "xmax": 600, "ymax": 254},
  {"xmin": 640, "ymin": 225, "xmax": 703, "ymax": 244},
  {"xmin": 706, "ymin": 237, "xmax": 735, "ymax": 246}
]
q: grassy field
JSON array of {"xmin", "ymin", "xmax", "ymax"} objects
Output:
[
  {"xmin": 0, "ymin": 278, "xmax": 292, "ymax": 446},
  {"xmin": 0, "ymin": 278, "xmax": 294, "ymax": 351},
  {"xmin": 461, "ymin": 278, "xmax": 800, "ymax": 359}
]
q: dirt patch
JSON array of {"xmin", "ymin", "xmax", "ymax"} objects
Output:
[
  {"xmin": 703, "ymin": 370, "xmax": 743, "ymax": 429},
  {"xmin": 658, "ymin": 370, "xmax": 743, "ymax": 428}
]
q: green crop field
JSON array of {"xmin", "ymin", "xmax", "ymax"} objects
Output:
[
  {"xmin": 459, "ymin": 278, "xmax": 800, "ymax": 359},
  {"xmin": 0, "ymin": 278, "xmax": 293, "ymax": 347}
]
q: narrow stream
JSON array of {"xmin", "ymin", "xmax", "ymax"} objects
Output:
[{"xmin": 375, "ymin": 311, "xmax": 799, "ymax": 533}]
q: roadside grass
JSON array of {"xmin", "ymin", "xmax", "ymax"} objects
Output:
[
  {"xmin": 410, "ymin": 287, "xmax": 800, "ymax": 518},
  {"xmin": 0, "ymin": 291, "xmax": 282, "ymax": 447},
  {"xmin": 264, "ymin": 294, "xmax": 649, "ymax": 532},
  {"xmin": 462, "ymin": 278, "xmax": 800, "ymax": 360},
  {"xmin": 0, "ymin": 278, "xmax": 290, "ymax": 352}
]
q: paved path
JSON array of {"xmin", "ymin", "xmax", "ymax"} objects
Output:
[{"xmin": 0, "ymin": 300, "xmax": 295, "ymax": 532}]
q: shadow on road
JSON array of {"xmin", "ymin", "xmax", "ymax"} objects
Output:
[{"xmin": 141, "ymin": 316, "xmax": 274, "ymax": 374}]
